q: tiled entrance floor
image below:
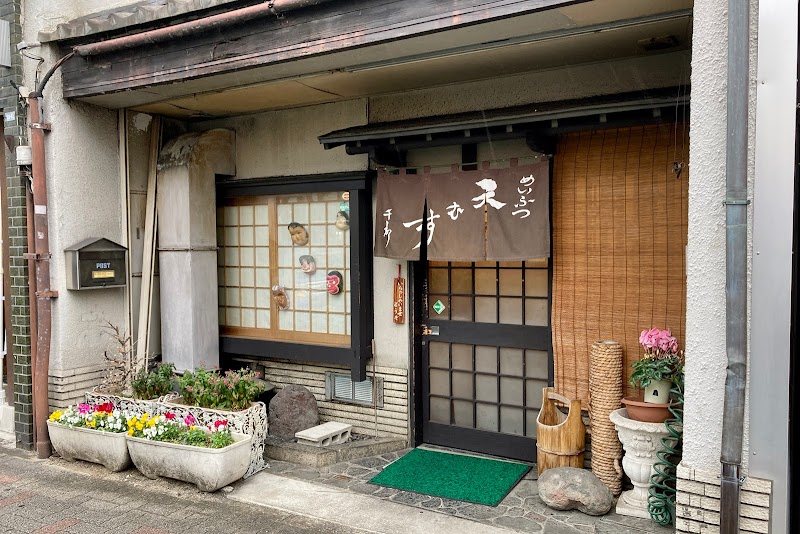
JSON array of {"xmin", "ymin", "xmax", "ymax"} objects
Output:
[{"xmin": 265, "ymin": 446, "xmax": 674, "ymax": 533}]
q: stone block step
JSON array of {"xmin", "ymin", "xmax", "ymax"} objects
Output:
[{"xmin": 295, "ymin": 422, "xmax": 352, "ymax": 447}]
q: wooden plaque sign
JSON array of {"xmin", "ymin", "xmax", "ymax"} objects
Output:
[{"xmin": 393, "ymin": 265, "xmax": 405, "ymax": 324}]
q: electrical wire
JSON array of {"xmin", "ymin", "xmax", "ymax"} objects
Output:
[{"xmin": 647, "ymin": 379, "xmax": 684, "ymax": 526}]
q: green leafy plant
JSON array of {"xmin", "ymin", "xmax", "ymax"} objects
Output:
[
  {"xmin": 630, "ymin": 328, "xmax": 684, "ymax": 389},
  {"xmin": 178, "ymin": 367, "xmax": 265, "ymax": 411},
  {"xmin": 131, "ymin": 362, "xmax": 176, "ymax": 400},
  {"xmin": 127, "ymin": 412, "xmax": 234, "ymax": 448},
  {"xmin": 629, "ymin": 353, "xmax": 683, "ymax": 389}
]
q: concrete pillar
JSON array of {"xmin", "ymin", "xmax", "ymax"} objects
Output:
[{"xmin": 157, "ymin": 129, "xmax": 235, "ymax": 371}]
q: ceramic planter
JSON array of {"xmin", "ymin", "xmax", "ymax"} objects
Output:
[
  {"xmin": 162, "ymin": 398, "xmax": 268, "ymax": 478},
  {"xmin": 621, "ymin": 396, "xmax": 672, "ymax": 423},
  {"xmin": 47, "ymin": 421, "xmax": 131, "ymax": 472},
  {"xmin": 127, "ymin": 432, "xmax": 252, "ymax": 492},
  {"xmin": 609, "ymin": 408, "xmax": 681, "ymax": 519},
  {"xmin": 643, "ymin": 379, "xmax": 673, "ymax": 403}
]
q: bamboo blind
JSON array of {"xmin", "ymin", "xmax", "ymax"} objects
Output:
[{"xmin": 552, "ymin": 123, "xmax": 688, "ymax": 403}]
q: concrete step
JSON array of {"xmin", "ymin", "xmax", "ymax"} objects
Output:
[{"xmin": 295, "ymin": 422, "xmax": 352, "ymax": 447}]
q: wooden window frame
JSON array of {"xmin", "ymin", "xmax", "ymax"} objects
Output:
[{"xmin": 216, "ymin": 172, "xmax": 374, "ymax": 381}]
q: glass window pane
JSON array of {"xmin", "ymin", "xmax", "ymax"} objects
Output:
[
  {"xmin": 475, "ymin": 346, "xmax": 498, "ymax": 374},
  {"xmin": 429, "ymin": 268, "xmax": 449, "ymax": 294},
  {"xmin": 475, "ymin": 268, "xmax": 497, "ymax": 295},
  {"xmin": 476, "ymin": 374, "xmax": 498, "ymax": 403},
  {"xmin": 450, "ymin": 296, "xmax": 472, "ymax": 321},
  {"xmin": 453, "ymin": 400, "xmax": 473, "ymax": 428},
  {"xmin": 475, "ymin": 297, "xmax": 497, "ymax": 323},
  {"xmin": 525, "ymin": 350, "xmax": 549, "ymax": 379},
  {"xmin": 525, "ymin": 269, "xmax": 548, "ymax": 297},
  {"xmin": 476, "ymin": 403, "xmax": 499, "ymax": 432},
  {"xmin": 500, "ymin": 348, "xmax": 523, "ymax": 377},
  {"xmin": 452, "ymin": 371, "xmax": 473, "ymax": 399},
  {"xmin": 451, "ymin": 344, "xmax": 472, "ymax": 370},
  {"xmin": 526, "ymin": 409, "xmax": 539, "ymax": 438},
  {"xmin": 451, "ymin": 268, "xmax": 473, "ymax": 294},
  {"xmin": 499, "ymin": 269, "xmax": 522, "ymax": 296},
  {"xmin": 430, "ymin": 398, "xmax": 450, "ymax": 424},
  {"xmin": 526, "ymin": 379, "xmax": 549, "ymax": 410},
  {"xmin": 499, "ymin": 298, "xmax": 523, "ymax": 325},
  {"xmin": 500, "ymin": 406, "xmax": 524, "ymax": 436},
  {"xmin": 429, "ymin": 369, "xmax": 450, "ymax": 397},
  {"xmin": 500, "ymin": 377, "xmax": 523, "ymax": 406},
  {"xmin": 525, "ymin": 298, "xmax": 549, "ymax": 326},
  {"xmin": 429, "ymin": 342, "xmax": 449, "ymax": 369}
]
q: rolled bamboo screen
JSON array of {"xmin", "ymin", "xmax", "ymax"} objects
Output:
[
  {"xmin": 552, "ymin": 123, "xmax": 688, "ymax": 403},
  {"xmin": 589, "ymin": 340, "xmax": 624, "ymax": 495}
]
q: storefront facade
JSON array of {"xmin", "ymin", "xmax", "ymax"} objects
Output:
[{"xmin": 3, "ymin": 0, "xmax": 794, "ymax": 532}]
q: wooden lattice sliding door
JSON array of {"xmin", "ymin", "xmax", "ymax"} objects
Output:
[{"xmin": 551, "ymin": 123, "xmax": 689, "ymax": 403}]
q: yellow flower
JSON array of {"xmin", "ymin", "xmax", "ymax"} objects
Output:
[
  {"xmin": 141, "ymin": 413, "xmax": 150, "ymax": 421},
  {"xmin": 48, "ymin": 411, "xmax": 63, "ymax": 422},
  {"xmin": 88, "ymin": 420, "xmax": 96, "ymax": 428},
  {"xmin": 146, "ymin": 419, "xmax": 156, "ymax": 428},
  {"xmin": 136, "ymin": 423, "xmax": 144, "ymax": 431},
  {"xmin": 127, "ymin": 428, "xmax": 134, "ymax": 436}
]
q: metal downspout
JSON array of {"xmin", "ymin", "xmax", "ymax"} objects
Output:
[
  {"xmin": 720, "ymin": 0, "xmax": 750, "ymax": 531},
  {"xmin": 73, "ymin": 0, "xmax": 335, "ymax": 57},
  {"xmin": 27, "ymin": 52, "xmax": 72, "ymax": 459}
]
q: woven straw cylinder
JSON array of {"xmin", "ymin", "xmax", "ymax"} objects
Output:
[{"xmin": 589, "ymin": 340, "xmax": 624, "ymax": 495}]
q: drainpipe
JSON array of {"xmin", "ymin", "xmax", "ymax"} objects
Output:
[
  {"xmin": 719, "ymin": 0, "xmax": 750, "ymax": 531},
  {"xmin": 27, "ymin": 52, "xmax": 73, "ymax": 459},
  {"xmin": 72, "ymin": 0, "xmax": 335, "ymax": 57}
]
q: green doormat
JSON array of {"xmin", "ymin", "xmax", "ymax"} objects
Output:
[{"xmin": 368, "ymin": 448, "xmax": 531, "ymax": 507}]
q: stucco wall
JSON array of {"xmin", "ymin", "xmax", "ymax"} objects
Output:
[
  {"xmin": 21, "ymin": 9, "xmax": 125, "ymax": 399},
  {"xmin": 369, "ymin": 52, "xmax": 689, "ymax": 123},
  {"xmin": 683, "ymin": 0, "xmax": 758, "ymax": 472}
]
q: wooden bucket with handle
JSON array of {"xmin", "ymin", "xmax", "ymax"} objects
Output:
[{"xmin": 536, "ymin": 387, "xmax": 586, "ymax": 476}]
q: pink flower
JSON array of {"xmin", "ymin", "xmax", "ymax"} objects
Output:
[
  {"xmin": 214, "ymin": 420, "xmax": 228, "ymax": 428},
  {"xmin": 77, "ymin": 403, "xmax": 93, "ymax": 415},
  {"xmin": 183, "ymin": 414, "xmax": 196, "ymax": 426}
]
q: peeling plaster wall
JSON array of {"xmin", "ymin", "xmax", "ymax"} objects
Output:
[
  {"xmin": 22, "ymin": 4, "xmax": 125, "ymax": 397},
  {"xmin": 26, "ymin": 0, "xmax": 137, "ymax": 35},
  {"xmin": 683, "ymin": 0, "xmax": 758, "ymax": 472}
]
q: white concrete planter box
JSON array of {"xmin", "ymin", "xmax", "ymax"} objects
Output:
[
  {"xmin": 163, "ymin": 398, "xmax": 268, "ymax": 478},
  {"xmin": 127, "ymin": 432, "xmax": 252, "ymax": 492},
  {"xmin": 47, "ymin": 421, "xmax": 131, "ymax": 472}
]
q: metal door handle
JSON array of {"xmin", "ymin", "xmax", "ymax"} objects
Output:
[{"xmin": 421, "ymin": 325, "xmax": 439, "ymax": 336}]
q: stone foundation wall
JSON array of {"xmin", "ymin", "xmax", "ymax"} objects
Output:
[
  {"xmin": 243, "ymin": 358, "xmax": 409, "ymax": 440},
  {"xmin": 47, "ymin": 364, "xmax": 106, "ymax": 410},
  {"xmin": 676, "ymin": 464, "xmax": 772, "ymax": 534}
]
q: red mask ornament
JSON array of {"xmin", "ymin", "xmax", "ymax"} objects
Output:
[{"xmin": 326, "ymin": 271, "xmax": 343, "ymax": 295}]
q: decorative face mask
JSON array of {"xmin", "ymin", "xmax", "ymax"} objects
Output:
[
  {"xmin": 287, "ymin": 222, "xmax": 309, "ymax": 246},
  {"xmin": 326, "ymin": 271, "xmax": 343, "ymax": 295},
  {"xmin": 334, "ymin": 211, "xmax": 350, "ymax": 231},
  {"xmin": 299, "ymin": 255, "xmax": 316, "ymax": 274},
  {"xmin": 272, "ymin": 285, "xmax": 289, "ymax": 310}
]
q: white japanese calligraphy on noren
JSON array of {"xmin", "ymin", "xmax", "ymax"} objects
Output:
[
  {"xmin": 403, "ymin": 209, "xmax": 441, "ymax": 250},
  {"xmin": 512, "ymin": 174, "xmax": 535, "ymax": 218},
  {"xmin": 472, "ymin": 178, "xmax": 507, "ymax": 210},
  {"xmin": 446, "ymin": 202, "xmax": 464, "ymax": 221},
  {"xmin": 382, "ymin": 208, "xmax": 393, "ymax": 247}
]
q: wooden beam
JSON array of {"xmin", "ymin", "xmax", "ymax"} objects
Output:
[
  {"xmin": 135, "ymin": 116, "xmax": 161, "ymax": 370},
  {"xmin": 59, "ymin": 0, "xmax": 580, "ymax": 99}
]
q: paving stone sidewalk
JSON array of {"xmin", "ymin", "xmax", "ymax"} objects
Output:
[
  {"xmin": 0, "ymin": 440, "xmax": 370, "ymax": 534},
  {"xmin": 264, "ymin": 446, "xmax": 675, "ymax": 534}
]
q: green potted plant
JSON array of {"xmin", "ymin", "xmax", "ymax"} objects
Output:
[
  {"xmin": 131, "ymin": 362, "xmax": 176, "ymax": 400},
  {"xmin": 164, "ymin": 366, "xmax": 269, "ymax": 478},
  {"xmin": 622, "ymin": 328, "xmax": 684, "ymax": 422}
]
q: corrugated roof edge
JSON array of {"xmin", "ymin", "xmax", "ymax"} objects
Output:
[{"xmin": 38, "ymin": 0, "xmax": 246, "ymax": 43}]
